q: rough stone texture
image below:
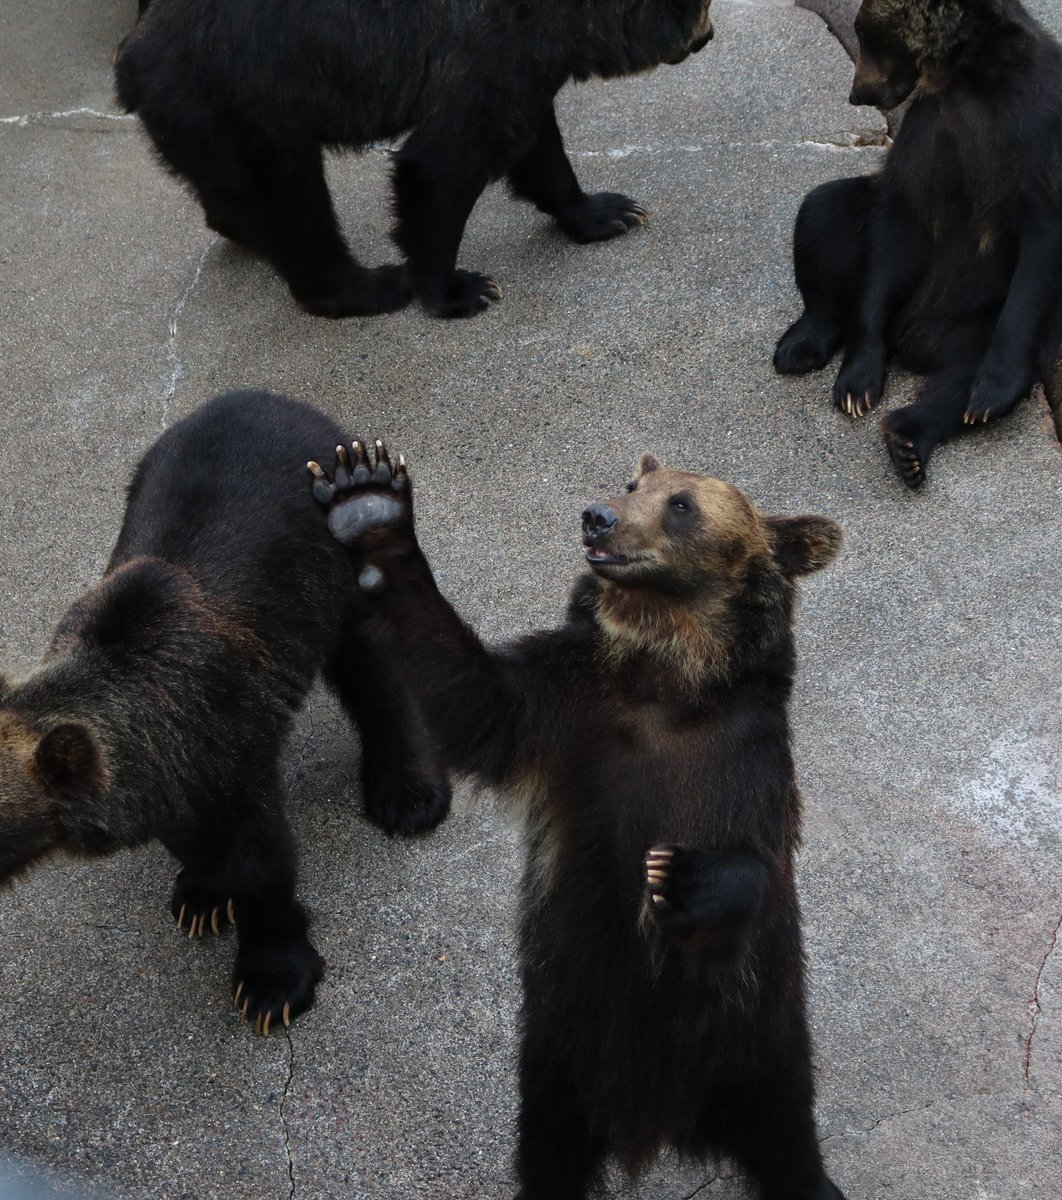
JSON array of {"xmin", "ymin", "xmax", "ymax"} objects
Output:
[{"xmin": 0, "ymin": 2, "xmax": 1059, "ymax": 1199}]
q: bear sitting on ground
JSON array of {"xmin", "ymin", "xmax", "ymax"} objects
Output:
[
  {"xmin": 0, "ymin": 390, "xmax": 449, "ymax": 1033},
  {"xmin": 114, "ymin": 0, "xmax": 713, "ymax": 319},
  {"xmin": 306, "ymin": 441, "xmax": 846, "ymax": 1199},
  {"xmin": 774, "ymin": 0, "xmax": 1062, "ymax": 488}
]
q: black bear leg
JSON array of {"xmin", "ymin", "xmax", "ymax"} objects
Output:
[
  {"xmin": 880, "ymin": 362, "xmax": 979, "ymax": 489},
  {"xmin": 193, "ymin": 139, "xmax": 409, "ymax": 319},
  {"xmin": 774, "ymin": 175, "xmax": 873, "ymax": 375},
  {"xmin": 326, "ymin": 620, "xmax": 451, "ymax": 836},
  {"xmin": 514, "ymin": 1024, "xmax": 607, "ymax": 1200},
  {"xmin": 168, "ymin": 803, "xmax": 323, "ymax": 1033},
  {"xmin": 716, "ymin": 1082, "xmax": 842, "ymax": 1200},
  {"xmin": 392, "ymin": 124, "xmax": 504, "ymax": 318},
  {"xmin": 507, "ymin": 104, "xmax": 649, "ymax": 243}
]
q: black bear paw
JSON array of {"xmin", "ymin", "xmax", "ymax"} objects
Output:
[
  {"xmin": 420, "ymin": 269, "xmax": 502, "ymax": 318},
  {"xmin": 171, "ymin": 871, "xmax": 235, "ymax": 939},
  {"xmin": 233, "ymin": 939, "xmax": 324, "ymax": 1035},
  {"xmin": 363, "ymin": 763, "xmax": 452, "ymax": 836},
  {"xmin": 559, "ymin": 192, "xmax": 650, "ymax": 243},
  {"xmin": 297, "ymin": 264, "xmax": 411, "ymax": 319},
  {"xmin": 644, "ymin": 845, "xmax": 698, "ymax": 934},
  {"xmin": 773, "ymin": 313, "xmax": 840, "ymax": 375},
  {"xmin": 880, "ymin": 411, "xmax": 928, "ymax": 490},
  {"xmin": 832, "ymin": 352, "xmax": 886, "ymax": 417},
  {"xmin": 964, "ymin": 363, "xmax": 1028, "ymax": 424},
  {"xmin": 308, "ymin": 440, "xmax": 412, "ymax": 550}
]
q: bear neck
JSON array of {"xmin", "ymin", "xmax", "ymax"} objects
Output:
[
  {"xmin": 592, "ymin": 578, "xmax": 742, "ymax": 690},
  {"xmin": 588, "ymin": 568, "xmax": 796, "ymax": 695}
]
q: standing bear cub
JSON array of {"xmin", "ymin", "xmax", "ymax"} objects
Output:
[
  {"xmin": 114, "ymin": 0, "xmax": 712, "ymax": 319},
  {"xmin": 308, "ymin": 442, "xmax": 846, "ymax": 1199},
  {"xmin": 0, "ymin": 390, "xmax": 449, "ymax": 1033}
]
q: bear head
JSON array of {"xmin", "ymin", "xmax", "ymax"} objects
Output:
[
  {"xmin": 0, "ymin": 690, "xmax": 107, "ymax": 884},
  {"xmin": 581, "ymin": 454, "xmax": 841, "ymax": 683},
  {"xmin": 849, "ymin": 0, "xmax": 1014, "ymax": 108}
]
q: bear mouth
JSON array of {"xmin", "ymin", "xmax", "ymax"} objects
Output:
[{"xmin": 585, "ymin": 547, "xmax": 630, "ymax": 566}]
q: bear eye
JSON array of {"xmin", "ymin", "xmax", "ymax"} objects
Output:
[
  {"xmin": 669, "ymin": 495, "xmax": 692, "ymax": 512},
  {"xmin": 625, "ymin": 481, "xmax": 637, "ymax": 492}
]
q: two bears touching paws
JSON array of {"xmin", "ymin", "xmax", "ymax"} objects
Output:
[{"xmin": 1, "ymin": 390, "xmax": 845, "ymax": 1199}]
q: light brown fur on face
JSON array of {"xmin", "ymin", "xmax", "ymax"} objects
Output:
[
  {"xmin": 584, "ymin": 455, "xmax": 840, "ymax": 686},
  {"xmin": 0, "ymin": 712, "xmax": 63, "ymax": 882}
]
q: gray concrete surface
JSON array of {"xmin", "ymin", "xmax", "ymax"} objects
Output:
[{"xmin": 1, "ymin": 1, "xmax": 1060, "ymax": 1198}]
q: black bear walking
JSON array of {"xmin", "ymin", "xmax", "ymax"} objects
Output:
[
  {"xmin": 0, "ymin": 391, "xmax": 449, "ymax": 1032},
  {"xmin": 775, "ymin": 0, "xmax": 1062, "ymax": 487},
  {"xmin": 116, "ymin": 0, "xmax": 712, "ymax": 319},
  {"xmin": 308, "ymin": 440, "xmax": 847, "ymax": 1199}
]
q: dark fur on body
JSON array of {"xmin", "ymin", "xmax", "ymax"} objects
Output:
[
  {"xmin": 774, "ymin": 0, "xmax": 1062, "ymax": 487},
  {"xmin": 0, "ymin": 391, "xmax": 449, "ymax": 1031},
  {"xmin": 307, "ymin": 444, "xmax": 846, "ymax": 1200},
  {"xmin": 114, "ymin": 0, "xmax": 711, "ymax": 319}
]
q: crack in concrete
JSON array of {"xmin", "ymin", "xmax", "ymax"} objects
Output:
[
  {"xmin": 1023, "ymin": 912, "xmax": 1062, "ymax": 1086},
  {"xmin": 162, "ymin": 235, "xmax": 218, "ymax": 426},
  {"xmin": 821, "ymin": 1092, "xmax": 976, "ymax": 1142},
  {"xmin": 680, "ymin": 1174, "xmax": 720, "ymax": 1199},
  {"xmin": 286, "ymin": 706, "xmax": 317, "ymax": 792},
  {"xmin": 281, "ymin": 1029, "xmax": 297, "ymax": 1200},
  {"xmin": 0, "ymin": 107, "xmax": 135, "ymax": 128}
]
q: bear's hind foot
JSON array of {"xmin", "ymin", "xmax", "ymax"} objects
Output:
[
  {"xmin": 171, "ymin": 870, "xmax": 235, "ymax": 939},
  {"xmin": 773, "ymin": 312, "xmax": 841, "ymax": 375},
  {"xmin": 881, "ymin": 411, "xmax": 930, "ymax": 489},
  {"xmin": 233, "ymin": 937, "xmax": 324, "ymax": 1035},
  {"xmin": 296, "ymin": 264, "xmax": 411, "ymax": 319},
  {"xmin": 557, "ymin": 192, "xmax": 650, "ymax": 243}
]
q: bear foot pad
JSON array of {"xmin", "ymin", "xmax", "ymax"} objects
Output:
[
  {"xmin": 420, "ymin": 269, "xmax": 502, "ymax": 318},
  {"xmin": 881, "ymin": 415, "xmax": 927, "ymax": 489},
  {"xmin": 364, "ymin": 762, "xmax": 452, "ymax": 836},
  {"xmin": 308, "ymin": 440, "xmax": 411, "ymax": 548},
  {"xmin": 233, "ymin": 940, "xmax": 324, "ymax": 1035},
  {"xmin": 171, "ymin": 872, "xmax": 235, "ymax": 939},
  {"xmin": 773, "ymin": 313, "xmax": 840, "ymax": 375},
  {"xmin": 559, "ymin": 192, "xmax": 649, "ymax": 243},
  {"xmin": 297, "ymin": 264, "xmax": 410, "ymax": 319}
]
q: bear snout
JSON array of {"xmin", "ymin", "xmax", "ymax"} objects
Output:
[{"xmin": 582, "ymin": 504, "xmax": 619, "ymax": 541}]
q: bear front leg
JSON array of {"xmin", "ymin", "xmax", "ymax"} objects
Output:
[
  {"xmin": 392, "ymin": 125, "xmax": 503, "ymax": 318},
  {"xmin": 168, "ymin": 807, "xmax": 323, "ymax": 1034},
  {"xmin": 644, "ymin": 845, "xmax": 769, "ymax": 951},
  {"xmin": 308, "ymin": 443, "xmax": 545, "ymax": 787},
  {"xmin": 507, "ymin": 104, "xmax": 649, "ymax": 243}
]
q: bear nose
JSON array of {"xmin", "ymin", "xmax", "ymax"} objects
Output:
[{"xmin": 582, "ymin": 504, "xmax": 618, "ymax": 540}]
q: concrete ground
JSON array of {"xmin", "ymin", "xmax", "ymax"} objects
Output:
[{"xmin": 1, "ymin": 1, "xmax": 1060, "ymax": 1198}]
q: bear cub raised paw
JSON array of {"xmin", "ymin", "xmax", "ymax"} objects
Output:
[
  {"xmin": 308, "ymin": 441, "xmax": 847, "ymax": 1199},
  {"xmin": 0, "ymin": 390, "xmax": 449, "ymax": 1033}
]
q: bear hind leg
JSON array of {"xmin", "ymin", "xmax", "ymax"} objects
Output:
[
  {"xmin": 507, "ymin": 105, "xmax": 649, "ymax": 243},
  {"xmin": 774, "ymin": 176, "xmax": 873, "ymax": 375},
  {"xmin": 179, "ymin": 130, "xmax": 409, "ymax": 319}
]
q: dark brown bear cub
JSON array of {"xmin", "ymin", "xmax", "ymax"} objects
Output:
[
  {"xmin": 774, "ymin": 0, "xmax": 1062, "ymax": 488},
  {"xmin": 308, "ymin": 442, "xmax": 846, "ymax": 1199},
  {"xmin": 0, "ymin": 391, "xmax": 449, "ymax": 1033}
]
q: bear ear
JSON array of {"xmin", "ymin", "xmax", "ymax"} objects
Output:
[
  {"xmin": 764, "ymin": 515, "xmax": 842, "ymax": 577},
  {"xmin": 35, "ymin": 724, "xmax": 105, "ymax": 795},
  {"xmin": 636, "ymin": 452, "xmax": 662, "ymax": 477}
]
